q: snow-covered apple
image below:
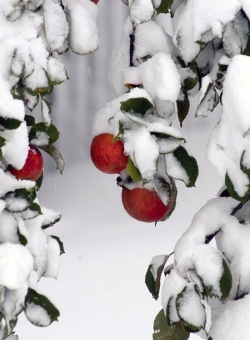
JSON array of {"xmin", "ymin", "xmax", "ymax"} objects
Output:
[
  {"xmin": 9, "ymin": 145, "xmax": 43, "ymax": 181},
  {"xmin": 121, "ymin": 187, "xmax": 172, "ymax": 223},
  {"xmin": 90, "ymin": 133, "xmax": 128, "ymax": 174}
]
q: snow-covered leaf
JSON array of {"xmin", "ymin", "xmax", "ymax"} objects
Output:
[
  {"xmin": 165, "ymin": 146, "xmax": 198, "ymax": 187},
  {"xmin": 154, "ymin": 133, "xmax": 185, "ymax": 154},
  {"xmin": 145, "ymin": 254, "xmax": 169, "ymax": 300},
  {"xmin": 154, "ymin": 177, "xmax": 171, "ymax": 206},
  {"xmin": 29, "ymin": 122, "xmax": 59, "ymax": 146},
  {"xmin": 160, "ymin": 177, "xmax": 177, "ymax": 222},
  {"xmin": 196, "ymin": 82, "xmax": 219, "ymax": 118},
  {"xmin": 129, "ymin": 0, "xmax": 154, "ymax": 25},
  {"xmin": 193, "ymin": 245, "xmax": 232, "ymax": 300},
  {"xmin": 176, "ymin": 284, "xmax": 205, "ymax": 332},
  {"xmin": 39, "ymin": 144, "xmax": 65, "ymax": 174},
  {"xmin": 51, "ymin": 236, "xmax": 65, "ymax": 256},
  {"xmin": 4, "ymin": 188, "xmax": 36, "ymax": 213},
  {"xmin": 222, "ymin": 10, "xmax": 249, "ymax": 58},
  {"xmin": 155, "ymin": 0, "xmax": 174, "ymax": 15},
  {"xmin": 24, "ymin": 288, "xmax": 60, "ymax": 327},
  {"xmin": 153, "ymin": 309, "xmax": 189, "ymax": 340},
  {"xmin": 41, "ymin": 207, "xmax": 61, "ymax": 229}
]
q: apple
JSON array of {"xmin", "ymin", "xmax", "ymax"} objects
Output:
[
  {"xmin": 121, "ymin": 187, "xmax": 172, "ymax": 223},
  {"xmin": 9, "ymin": 145, "xmax": 43, "ymax": 181},
  {"xmin": 91, "ymin": 0, "xmax": 99, "ymax": 4},
  {"xmin": 90, "ymin": 133, "xmax": 128, "ymax": 174}
]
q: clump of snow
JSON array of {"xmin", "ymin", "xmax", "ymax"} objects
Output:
[
  {"xmin": 44, "ymin": 236, "xmax": 60, "ymax": 279},
  {"xmin": 124, "ymin": 127, "xmax": 159, "ymax": 181},
  {"xmin": 64, "ymin": 0, "xmax": 99, "ymax": 55},
  {"xmin": 177, "ymin": 282, "xmax": 206, "ymax": 329},
  {"xmin": 165, "ymin": 153, "xmax": 189, "ymax": 185},
  {"xmin": 25, "ymin": 302, "xmax": 51, "ymax": 327},
  {"xmin": 129, "ymin": 0, "xmax": 154, "ymax": 25},
  {"xmin": 207, "ymin": 55, "xmax": 250, "ymax": 198},
  {"xmin": 0, "ymin": 243, "xmax": 33, "ymax": 290}
]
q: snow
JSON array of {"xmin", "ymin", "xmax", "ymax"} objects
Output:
[
  {"xmin": 207, "ymin": 55, "xmax": 250, "ymax": 198},
  {"xmin": 0, "ymin": 243, "xmax": 33, "ymax": 290},
  {"xmin": 129, "ymin": 0, "xmax": 154, "ymax": 25},
  {"xmin": 25, "ymin": 302, "xmax": 51, "ymax": 327}
]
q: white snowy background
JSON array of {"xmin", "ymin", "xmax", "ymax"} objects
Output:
[{"xmin": 15, "ymin": 1, "xmax": 223, "ymax": 339}]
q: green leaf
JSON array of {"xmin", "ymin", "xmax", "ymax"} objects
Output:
[
  {"xmin": 196, "ymin": 83, "xmax": 219, "ymax": 117},
  {"xmin": 219, "ymin": 259, "xmax": 233, "ymax": 300},
  {"xmin": 120, "ymin": 97, "xmax": 153, "ymax": 117},
  {"xmin": 172, "ymin": 147, "xmax": 199, "ymax": 187},
  {"xmin": 126, "ymin": 157, "xmax": 142, "ymax": 181},
  {"xmin": 25, "ymin": 115, "xmax": 35, "ymax": 127},
  {"xmin": 0, "ymin": 136, "xmax": 6, "ymax": 158},
  {"xmin": 177, "ymin": 94, "xmax": 190, "ymax": 127},
  {"xmin": 35, "ymin": 171, "xmax": 43, "ymax": 191},
  {"xmin": 153, "ymin": 310, "xmax": 190, "ymax": 340},
  {"xmin": 145, "ymin": 254, "xmax": 169, "ymax": 300},
  {"xmin": 29, "ymin": 122, "xmax": 59, "ymax": 145},
  {"xmin": 113, "ymin": 121, "xmax": 125, "ymax": 142},
  {"xmin": 153, "ymin": 133, "xmax": 185, "ymax": 154},
  {"xmin": 39, "ymin": 145, "xmax": 65, "ymax": 174},
  {"xmin": 25, "ymin": 288, "xmax": 60, "ymax": 327},
  {"xmin": 41, "ymin": 99, "xmax": 52, "ymax": 127},
  {"xmin": 0, "ymin": 117, "xmax": 22, "ymax": 130},
  {"xmin": 225, "ymin": 173, "xmax": 246, "ymax": 202},
  {"xmin": 17, "ymin": 228, "xmax": 28, "ymax": 246},
  {"xmin": 155, "ymin": 0, "xmax": 174, "ymax": 15},
  {"xmin": 51, "ymin": 236, "xmax": 65, "ymax": 255}
]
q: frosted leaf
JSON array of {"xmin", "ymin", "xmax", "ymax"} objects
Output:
[
  {"xmin": 66, "ymin": 0, "xmax": 99, "ymax": 55},
  {"xmin": 129, "ymin": 0, "xmax": 154, "ymax": 25},
  {"xmin": 43, "ymin": 0, "xmax": 69, "ymax": 53},
  {"xmin": 0, "ymin": 243, "xmax": 33, "ymax": 290},
  {"xmin": 133, "ymin": 21, "xmax": 176, "ymax": 66},
  {"xmin": 24, "ymin": 91, "xmax": 39, "ymax": 111},
  {"xmin": 176, "ymin": 283, "xmax": 206, "ymax": 331},
  {"xmin": 223, "ymin": 10, "xmax": 249, "ymax": 58}
]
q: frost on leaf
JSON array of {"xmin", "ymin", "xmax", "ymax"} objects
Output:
[{"xmin": 196, "ymin": 76, "xmax": 219, "ymax": 117}]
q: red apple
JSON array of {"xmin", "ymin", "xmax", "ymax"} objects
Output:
[
  {"xmin": 9, "ymin": 145, "xmax": 43, "ymax": 181},
  {"xmin": 122, "ymin": 187, "xmax": 172, "ymax": 223},
  {"xmin": 90, "ymin": 133, "xmax": 128, "ymax": 174},
  {"xmin": 91, "ymin": 0, "xmax": 99, "ymax": 4}
]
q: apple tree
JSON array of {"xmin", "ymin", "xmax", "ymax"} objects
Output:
[
  {"xmin": 0, "ymin": 0, "xmax": 99, "ymax": 339},
  {"xmin": 91, "ymin": 0, "xmax": 250, "ymax": 339}
]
